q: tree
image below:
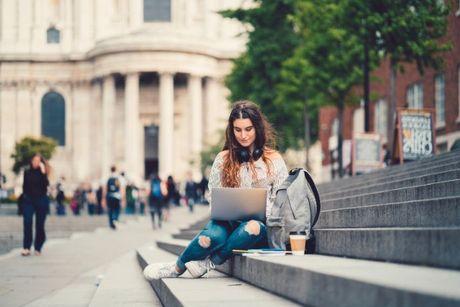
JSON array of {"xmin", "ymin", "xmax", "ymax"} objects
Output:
[
  {"xmin": 10, "ymin": 136, "xmax": 57, "ymax": 174},
  {"xmin": 278, "ymin": 0, "xmax": 364, "ymax": 176},
  {"xmin": 221, "ymin": 0, "xmax": 300, "ymax": 151},
  {"xmin": 345, "ymin": 0, "xmax": 450, "ymax": 141}
]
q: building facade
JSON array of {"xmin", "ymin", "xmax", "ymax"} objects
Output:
[
  {"xmin": 0, "ymin": 0, "xmax": 249, "ymax": 187},
  {"xmin": 319, "ymin": 3, "xmax": 460, "ymax": 181}
]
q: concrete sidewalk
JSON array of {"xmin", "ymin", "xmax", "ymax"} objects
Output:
[{"xmin": 0, "ymin": 206, "xmax": 210, "ymax": 307}]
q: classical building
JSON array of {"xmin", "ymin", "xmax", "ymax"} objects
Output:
[{"xmin": 0, "ymin": 0, "xmax": 249, "ymax": 187}]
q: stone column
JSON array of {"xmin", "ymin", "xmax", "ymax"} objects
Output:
[
  {"xmin": 0, "ymin": 83, "xmax": 17, "ymax": 187},
  {"xmin": 32, "ymin": 0, "xmax": 45, "ymax": 50},
  {"xmin": 189, "ymin": 75, "xmax": 203, "ymax": 175},
  {"xmin": 72, "ymin": 81, "xmax": 91, "ymax": 181},
  {"xmin": 159, "ymin": 72, "xmax": 174, "ymax": 178},
  {"xmin": 129, "ymin": 0, "xmax": 142, "ymax": 29},
  {"xmin": 90, "ymin": 79, "xmax": 103, "ymax": 179},
  {"xmin": 124, "ymin": 72, "xmax": 140, "ymax": 181},
  {"xmin": 31, "ymin": 83, "xmax": 41, "ymax": 137},
  {"xmin": 15, "ymin": 82, "xmax": 33, "ymax": 139},
  {"xmin": 203, "ymin": 77, "xmax": 219, "ymax": 144},
  {"xmin": 1, "ymin": 0, "xmax": 16, "ymax": 45},
  {"xmin": 18, "ymin": 0, "xmax": 32, "ymax": 45},
  {"xmin": 102, "ymin": 75, "xmax": 115, "ymax": 179}
]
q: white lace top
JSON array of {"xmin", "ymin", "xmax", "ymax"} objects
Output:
[{"xmin": 207, "ymin": 151, "xmax": 289, "ymax": 217}]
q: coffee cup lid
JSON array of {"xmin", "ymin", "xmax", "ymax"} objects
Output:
[{"xmin": 289, "ymin": 231, "xmax": 307, "ymax": 235}]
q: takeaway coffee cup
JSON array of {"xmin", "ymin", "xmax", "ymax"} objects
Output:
[{"xmin": 289, "ymin": 231, "xmax": 307, "ymax": 256}]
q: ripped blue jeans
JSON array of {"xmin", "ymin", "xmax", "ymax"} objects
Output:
[{"xmin": 176, "ymin": 219, "xmax": 268, "ymax": 270}]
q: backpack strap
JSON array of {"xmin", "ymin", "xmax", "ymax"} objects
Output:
[{"xmin": 289, "ymin": 168, "xmax": 321, "ymax": 226}]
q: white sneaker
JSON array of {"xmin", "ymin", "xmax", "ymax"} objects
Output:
[
  {"xmin": 143, "ymin": 262, "xmax": 180, "ymax": 280},
  {"xmin": 185, "ymin": 258, "xmax": 216, "ymax": 278}
]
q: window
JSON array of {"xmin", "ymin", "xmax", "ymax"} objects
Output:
[
  {"xmin": 41, "ymin": 91, "xmax": 65, "ymax": 146},
  {"xmin": 435, "ymin": 74, "xmax": 445, "ymax": 126},
  {"xmin": 406, "ymin": 83, "xmax": 424, "ymax": 109},
  {"xmin": 47, "ymin": 27, "xmax": 60, "ymax": 44},
  {"xmin": 144, "ymin": 0, "xmax": 171, "ymax": 22},
  {"xmin": 375, "ymin": 99, "xmax": 388, "ymax": 140}
]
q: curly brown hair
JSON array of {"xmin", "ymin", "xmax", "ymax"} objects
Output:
[{"xmin": 221, "ymin": 100, "xmax": 276, "ymax": 187}]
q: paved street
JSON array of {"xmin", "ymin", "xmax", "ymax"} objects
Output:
[{"xmin": 0, "ymin": 206, "xmax": 209, "ymax": 307}]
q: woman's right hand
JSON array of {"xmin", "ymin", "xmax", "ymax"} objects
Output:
[{"xmin": 39, "ymin": 162, "xmax": 46, "ymax": 174}]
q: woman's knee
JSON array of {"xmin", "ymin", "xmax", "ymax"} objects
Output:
[
  {"xmin": 243, "ymin": 220, "xmax": 266, "ymax": 237},
  {"xmin": 197, "ymin": 222, "xmax": 228, "ymax": 249}
]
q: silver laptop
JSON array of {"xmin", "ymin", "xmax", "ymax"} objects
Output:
[{"xmin": 210, "ymin": 187, "xmax": 267, "ymax": 221}]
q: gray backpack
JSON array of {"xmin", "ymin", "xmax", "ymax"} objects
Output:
[{"xmin": 266, "ymin": 168, "xmax": 321, "ymax": 252}]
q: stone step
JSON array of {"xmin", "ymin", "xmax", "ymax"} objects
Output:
[
  {"xmin": 179, "ymin": 218, "xmax": 209, "ymax": 232},
  {"xmin": 318, "ymin": 151, "xmax": 460, "ymax": 193},
  {"xmin": 316, "ymin": 196, "xmax": 460, "ymax": 228},
  {"xmin": 322, "ymin": 179, "xmax": 460, "ymax": 210},
  {"xmin": 155, "ymin": 239, "xmax": 460, "ymax": 307},
  {"xmin": 315, "ymin": 227, "xmax": 460, "ymax": 269},
  {"xmin": 321, "ymin": 169, "xmax": 460, "ymax": 201},
  {"xmin": 172, "ymin": 230, "xmax": 197, "ymax": 241},
  {"xmin": 89, "ymin": 251, "xmax": 160, "ymax": 307},
  {"xmin": 319, "ymin": 160, "xmax": 460, "ymax": 195},
  {"xmin": 173, "ymin": 222, "xmax": 460, "ymax": 269},
  {"xmin": 136, "ymin": 244, "xmax": 299, "ymax": 306}
]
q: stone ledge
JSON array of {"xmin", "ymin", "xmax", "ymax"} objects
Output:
[{"xmin": 156, "ymin": 239, "xmax": 460, "ymax": 307}]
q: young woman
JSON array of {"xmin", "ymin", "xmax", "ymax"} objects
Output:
[
  {"xmin": 21, "ymin": 154, "xmax": 50, "ymax": 256},
  {"xmin": 144, "ymin": 100, "xmax": 288, "ymax": 279}
]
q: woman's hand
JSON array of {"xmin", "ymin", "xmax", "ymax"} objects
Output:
[{"xmin": 39, "ymin": 162, "xmax": 46, "ymax": 174}]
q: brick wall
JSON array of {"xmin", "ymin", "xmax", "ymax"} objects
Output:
[{"xmin": 319, "ymin": 4, "xmax": 460, "ymax": 166}]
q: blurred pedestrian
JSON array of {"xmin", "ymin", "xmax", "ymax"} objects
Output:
[
  {"xmin": 103, "ymin": 166, "xmax": 124, "ymax": 229},
  {"xmin": 70, "ymin": 188, "xmax": 81, "ymax": 215},
  {"xmin": 184, "ymin": 172, "xmax": 197, "ymax": 213},
  {"xmin": 86, "ymin": 183, "xmax": 97, "ymax": 215},
  {"xmin": 55, "ymin": 182, "xmax": 66, "ymax": 216},
  {"xmin": 149, "ymin": 174, "xmax": 167, "ymax": 228},
  {"xmin": 21, "ymin": 154, "xmax": 50, "ymax": 256},
  {"xmin": 167, "ymin": 175, "xmax": 180, "ymax": 207},
  {"xmin": 96, "ymin": 185, "xmax": 103, "ymax": 215},
  {"xmin": 198, "ymin": 175, "xmax": 209, "ymax": 204},
  {"xmin": 125, "ymin": 181, "xmax": 137, "ymax": 214}
]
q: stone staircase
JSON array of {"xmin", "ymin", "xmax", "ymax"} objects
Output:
[{"xmin": 137, "ymin": 150, "xmax": 460, "ymax": 307}]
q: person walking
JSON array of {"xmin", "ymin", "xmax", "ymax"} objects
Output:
[
  {"xmin": 21, "ymin": 154, "xmax": 51, "ymax": 256},
  {"xmin": 166, "ymin": 175, "xmax": 180, "ymax": 207},
  {"xmin": 143, "ymin": 100, "xmax": 288, "ymax": 279},
  {"xmin": 55, "ymin": 182, "xmax": 66, "ymax": 216},
  {"xmin": 198, "ymin": 175, "xmax": 209, "ymax": 204},
  {"xmin": 148, "ymin": 174, "xmax": 166, "ymax": 229},
  {"xmin": 96, "ymin": 185, "xmax": 103, "ymax": 215},
  {"xmin": 184, "ymin": 172, "xmax": 197, "ymax": 213},
  {"xmin": 103, "ymin": 166, "xmax": 124, "ymax": 229}
]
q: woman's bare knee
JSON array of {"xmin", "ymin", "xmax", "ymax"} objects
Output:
[
  {"xmin": 198, "ymin": 235, "xmax": 211, "ymax": 248},
  {"xmin": 244, "ymin": 220, "xmax": 261, "ymax": 236}
]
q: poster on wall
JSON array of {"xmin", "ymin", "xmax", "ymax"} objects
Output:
[
  {"xmin": 352, "ymin": 133, "xmax": 383, "ymax": 175},
  {"xmin": 394, "ymin": 109, "xmax": 435, "ymax": 163}
]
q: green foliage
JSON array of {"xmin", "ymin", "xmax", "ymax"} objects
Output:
[
  {"xmin": 285, "ymin": 1, "xmax": 364, "ymax": 105},
  {"xmin": 223, "ymin": 0, "xmax": 450, "ymax": 154},
  {"xmin": 356, "ymin": 0, "xmax": 451, "ymax": 72},
  {"xmin": 10, "ymin": 136, "xmax": 57, "ymax": 174},
  {"xmin": 221, "ymin": 0, "xmax": 300, "ymax": 151}
]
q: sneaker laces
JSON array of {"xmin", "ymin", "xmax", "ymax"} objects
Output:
[
  {"xmin": 158, "ymin": 263, "xmax": 179, "ymax": 278},
  {"xmin": 205, "ymin": 259, "xmax": 215, "ymax": 278}
]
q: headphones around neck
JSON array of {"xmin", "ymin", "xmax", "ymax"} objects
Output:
[{"xmin": 236, "ymin": 147, "xmax": 263, "ymax": 163}]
